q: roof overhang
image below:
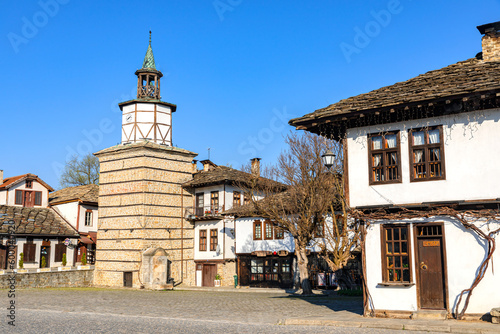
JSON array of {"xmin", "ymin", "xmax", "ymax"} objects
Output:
[
  {"xmin": 118, "ymin": 99, "xmax": 177, "ymax": 112},
  {"xmin": 290, "ymin": 90, "xmax": 500, "ymax": 140}
]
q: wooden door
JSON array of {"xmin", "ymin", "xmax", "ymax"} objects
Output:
[
  {"xmin": 417, "ymin": 237, "xmax": 445, "ymax": 309},
  {"xmin": 202, "ymin": 264, "xmax": 216, "ymax": 287},
  {"xmin": 239, "ymin": 258, "xmax": 250, "ymax": 286},
  {"xmin": 123, "ymin": 272, "xmax": 133, "ymax": 287},
  {"xmin": 24, "ymin": 191, "xmax": 34, "ymax": 207},
  {"xmin": 40, "ymin": 246, "xmax": 50, "ymax": 268}
]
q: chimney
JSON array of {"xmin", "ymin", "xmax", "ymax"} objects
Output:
[
  {"xmin": 191, "ymin": 160, "xmax": 198, "ymax": 174},
  {"xmin": 250, "ymin": 158, "xmax": 261, "ymax": 177},
  {"xmin": 200, "ymin": 160, "xmax": 217, "ymax": 172},
  {"xmin": 477, "ymin": 21, "xmax": 500, "ymax": 61},
  {"xmin": 0, "ymin": 170, "xmax": 3, "ymax": 185}
]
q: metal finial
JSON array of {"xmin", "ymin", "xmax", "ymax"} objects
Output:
[{"xmin": 149, "ymin": 31, "xmax": 151, "ymax": 45}]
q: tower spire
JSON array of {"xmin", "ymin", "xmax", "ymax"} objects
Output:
[{"xmin": 142, "ymin": 31, "xmax": 156, "ymax": 70}]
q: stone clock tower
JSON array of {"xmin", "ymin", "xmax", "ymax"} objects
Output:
[
  {"xmin": 120, "ymin": 32, "xmax": 175, "ymax": 146},
  {"xmin": 94, "ymin": 33, "xmax": 198, "ymax": 289}
]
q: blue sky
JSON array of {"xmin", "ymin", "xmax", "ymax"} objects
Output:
[{"xmin": 1, "ymin": 0, "xmax": 499, "ymax": 189}]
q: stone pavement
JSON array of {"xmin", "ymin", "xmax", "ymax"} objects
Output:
[{"xmin": 8, "ymin": 286, "xmax": 500, "ymax": 333}]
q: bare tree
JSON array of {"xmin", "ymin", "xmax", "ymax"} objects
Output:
[
  {"xmin": 245, "ymin": 132, "xmax": 343, "ymax": 294},
  {"xmin": 59, "ymin": 153, "xmax": 99, "ymax": 188}
]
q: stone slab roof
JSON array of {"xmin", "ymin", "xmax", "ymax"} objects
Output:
[
  {"xmin": 290, "ymin": 58, "xmax": 500, "ymax": 129},
  {"xmin": 94, "ymin": 141, "xmax": 196, "ymax": 157},
  {"xmin": 49, "ymin": 184, "xmax": 99, "ymax": 205},
  {"xmin": 183, "ymin": 165, "xmax": 285, "ymax": 190},
  {"xmin": 0, "ymin": 205, "xmax": 79, "ymax": 237}
]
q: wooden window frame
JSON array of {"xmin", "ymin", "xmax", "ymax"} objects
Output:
[
  {"xmin": 26, "ymin": 180, "xmax": 33, "ymax": 188},
  {"xmin": 199, "ymin": 229, "xmax": 207, "ymax": 251},
  {"xmin": 195, "ymin": 193, "xmax": 204, "ymax": 216},
  {"xmin": 210, "ymin": 191, "xmax": 219, "ymax": 213},
  {"xmin": 55, "ymin": 243, "xmax": 67, "ymax": 262},
  {"xmin": 274, "ymin": 226, "xmax": 284, "ymax": 239},
  {"xmin": 233, "ymin": 191, "xmax": 241, "ymax": 207},
  {"xmin": 34, "ymin": 191, "xmax": 42, "ymax": 206},
  {"xmin": 84, "ymin": 210, "xmax": 92, "ymax": 226},
  {"xmin": 409, "ymin": 126, "xmax": 446, "ymax": 182},
  {"xmin": 253, "ymin": 220, "xmax": 262, "ymax": 240},
  {"xmin": 210, "ymin": 229, "xmax": 218, "ymax": 251},
  {"xmin": 15, "ymin": 190, "xmax": 23, "ymax": 205},
  {"xmin": 368, "ymin": 131, "xmax": 402, "ymax": 185},
  {"xmin": 381, "ymin": 224, "xmax": 412, "ymax": 283},
  {"xmin": 264, "ymin": 220, "xmax": 274, "ymax": 240},
  {"xmin": 23, "ymin": 240, "xmax": 36, "ymax": 263}
]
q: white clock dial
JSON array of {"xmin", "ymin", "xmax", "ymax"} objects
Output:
[{"xmin": 125, "ymin": 114, "xmax": 133, "ymax": 122}]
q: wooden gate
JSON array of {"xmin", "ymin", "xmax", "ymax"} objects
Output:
[
  {"xmin": 0, "ymin": 245, "xmax": 7, "ymax": 269},
  {"xmin": 415, "ymin": 224, "xmax": 446, "ymax": 309},
  {"xmin": 202, "ymin": 264, "xmax": 216, "ymax": 287}
]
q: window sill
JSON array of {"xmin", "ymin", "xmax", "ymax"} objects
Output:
[{"xmin": 378, "ymin": 282, "xmax": 415, "ymax": 287}]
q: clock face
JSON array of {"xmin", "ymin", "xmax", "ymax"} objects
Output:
[{"xmin": 125, "ymin": 114, "xmax": 133, "ymax": 122}]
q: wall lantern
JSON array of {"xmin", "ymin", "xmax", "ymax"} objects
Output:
[{"xmin": 321, "ymin": 150, "xmax": 336, "ymax": 169}]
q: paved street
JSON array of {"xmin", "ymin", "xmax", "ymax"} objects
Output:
[
  {"xmin": 0, "ymin": 288, "xmax": 493, "ymax": 333},
  {"xmin": 0, "ymin": 288, "xmax": 428, "ymax": 333}
]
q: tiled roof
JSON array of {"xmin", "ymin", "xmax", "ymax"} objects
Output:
[
  {"xmin": 183, "ymin": 165, "xmax": 285, "ymax": 189},
  {"xmin": 289, "ymin": 58, "xmax": 500, "ymax": 128},
  {"xmin": 0, "ymin": 173, "xmax": 54, "ymax": 192},
  {"xmin": 0, "ymin": 205, "xmax": 79, "ymax": 237},
  {"xmin": 49, "ymin": 184, "xmax": 99, "ymax": 205}
]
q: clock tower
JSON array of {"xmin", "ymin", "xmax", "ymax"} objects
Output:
[{"xmin": 120, "ymin": 32, "xmax": 175, "ymax": 146}]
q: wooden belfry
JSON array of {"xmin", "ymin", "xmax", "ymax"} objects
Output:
[{"xmin": 136, "ymin": 31, "xmax": 163, "ymax": 100}]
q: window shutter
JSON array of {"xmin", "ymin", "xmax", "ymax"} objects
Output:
[
  {"xmin": 24, "ymin": 243, "xmax": 36, "ymax": 262},
  {"xmin": 55, "ymin": 244, "xmax": 66, "ymax": 262},
  {"xmin": 34, "ymin": 192, "xmax": 42, "ymax": 206},
  {"xmin": 15, "ymin": 190, "xmax": 23, "ymax": 205}
]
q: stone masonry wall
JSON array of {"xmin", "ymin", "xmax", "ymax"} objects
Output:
[
  {"xmin": 0, "ymin": 270, "xmax": 93, "ymax": 289},
  {"xmin": 482, "ymin": 30, "xmax": 500, "ymax": 62},
  {"xmin": 94, "ymin": 142, "xmax": 197, "ymax": 288}
]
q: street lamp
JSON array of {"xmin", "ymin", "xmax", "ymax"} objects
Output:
[{"xmin": 321, "ymin": 150, "xmax": 336, "ymax": 169}]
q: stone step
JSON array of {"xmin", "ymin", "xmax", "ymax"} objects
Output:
[{"xmin": 411, "ymin": 310, "xmax": 448, "ymax": 320}]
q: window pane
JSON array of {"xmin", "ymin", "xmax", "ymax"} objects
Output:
[
  {"xmin": 428, "ymin": 129, "xmax": 440, "ymax": 144},
  {"xmin": 393, "ymin": 229, "xmax": 400, "ymax": 241},
  {"xmin": 395, "ymin": 256, "xmax": 401, "ymax": 268},
  {"xmin": 387, "ymin": 256, "xmax": 393, "ymax": 268},
  {"xmin": 394, "ymin": 242, "xmax": 400, "ymax": 253},
  {"xmin": 402, "ymin": 256, "xmax": 409, "ymax": 268},
  {"xmin": 401, "ymin": 241, "xmax": 407, "ymax": 253},
  {"xmin": 401, "ymin": 228, "xmax": 407, "ymax": 240},
  {"xmin": 372, "ymin": 136, "xmax": 382, "ymax": 150},
  {"xmin": 413, "ymin": 149, "xmax": 424, "ymax": 163},
  {"xmin": 412, "ymin": 131, "xmax": 425, "ymax": 145},
  {"xmin": 386, "ymin": 229, "xmax": 392, "ymax": 241},
  {"xmin": 385, "ymin": 134, "xmax": 397, "ymax": 148},
  {"xmin": 387, "ymin": 242, "xmax": 392, "ymax": 254},
  {"xmin": 395, "ymin": 269, "xmax": 402, "ymax": 281},
  {"xmin": 403, "ymin": 269, "xmax": 410, "ymax": 282},
  {"xmin": 373, "ymin": 154, "xmax": 382, "ymax": 166}
]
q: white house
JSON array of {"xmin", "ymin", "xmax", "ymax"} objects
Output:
[
  {"xmin": 0, "ymin": 172, "xmax": 79, "ymax": 269},
  {"xmin": 289, "ymin": 21, "xmax": 500, "ymax": 319},
  {"xmin": 49, "ymin": 184, "xmax": 99, "ymax": 265},
  {"xmin": 183, "ymin": 158, "xmax": 273, "ymax": 287}
]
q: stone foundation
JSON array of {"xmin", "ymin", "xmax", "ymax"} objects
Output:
[{"xmin": 0, "ymin": 268, "xmax": 93, "ymax": 289}]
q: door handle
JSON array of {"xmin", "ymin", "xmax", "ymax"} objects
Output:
[{"xmin": 420, "ymin": 262, "xmax": 428, "ymax": 270}]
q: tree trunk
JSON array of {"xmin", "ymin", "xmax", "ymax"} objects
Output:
[{"xmin": 295, "ymin": 239, "xmax": 312, "ymax": 295}]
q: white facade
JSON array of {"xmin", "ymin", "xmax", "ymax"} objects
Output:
[
  {"xmin": 365, "ymin": 218, "xmax": 500, "ymax": 314},
  {"xmin": 194, "ymin": 218, "xmax": 235, "ymax": 261},
  {"xmin": 1, "ymin": 179, "xmax": 50, "ymax": 207},
  {"xmin": 121, "ymin": 102, "xmax": 173, "ymax": 146},
  {"xmin": 15, "ymin": 237, "xmax": 76, "ymax": 269},
  {"xmin": 51, "ymin": 201, "xmax": 98, "ymax": 234},
  {"xmin": 347, "ymin": 109, "xmax": 500, "ymax": 208},
  {"xmin": 235, "ymin": 217, "xmax": 294, "ymax": 254}
]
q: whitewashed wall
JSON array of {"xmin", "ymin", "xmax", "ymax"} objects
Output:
[
  {"xmin": 194, "ymin": 219, "xmax": 235, "ymax": 261},
  {"xmin": 15, "ymin": 238, "xmax": 76, "ymax": 269},
  {"xmin": 347, "ymin": 109, "xmax": 500, "ymax": 208},
  {"xmin": 365, "ymin": 218, "xmax": 500, "ymax": 314},
  {"xmin": 235, "ymin": 217, "xmax": 294, "ymax": 254},
  {"xmin": 52, "ymin": 202, "xmax": 79, "ymax": 228},
  {"xmin": 8, "ymin": 181, "xmax": 50, "ymax": 207}
]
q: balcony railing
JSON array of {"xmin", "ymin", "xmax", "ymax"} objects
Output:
[{"xmin": 194, "ymin": 205, "xmax": 224, "ymax": 218}]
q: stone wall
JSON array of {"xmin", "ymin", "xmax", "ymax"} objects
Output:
[
  {"xmin": 94, "ymin": 141, "xmax": 197, "ymax": 288},
  {"xmin": 0, "ymin": 269, "xmax": 93, "ymax": 289},
  {"xmin": 482, "ymin": 29, "xmax": 500, "ymax": 61},
  {"xmin": 218, "ymin": 261, "xmax": 237, "ymax": 287}
]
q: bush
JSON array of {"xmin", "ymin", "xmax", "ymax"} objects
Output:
[
  {"xmin": 19, "ymin": 253, "xmax": 24, "ymax": 269},
  {"xmin": 215, "ymin": 274, "xmax": 221, "ymax": 280},
  {"xmin": 81, "ymin": 252, "xmax": 87, "ymax": 265},
  {"xmin": 41, "ymin": 256, "xmax": 46, "ymax": 268},
  {"xmin": 62, "ymin": 253, "xmax": 67, "ymax": 266}
]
